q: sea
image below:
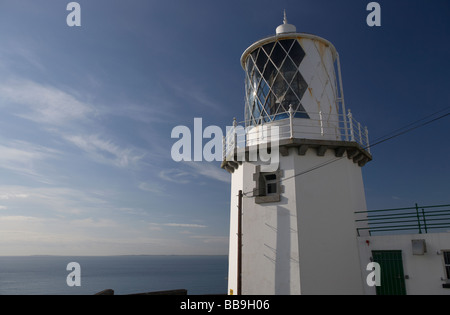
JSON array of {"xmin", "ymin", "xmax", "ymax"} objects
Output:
[{"xmin": 0, "ymin": 255, "xmax": 228, "ymax": 295}]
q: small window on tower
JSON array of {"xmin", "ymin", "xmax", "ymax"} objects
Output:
[
  {"xmin": 253, "ymin": 166, "xmax": 283, "ymax": 204},
  {"xmin": 264, "ymin": 174, "xmax": 277, "ymax": 195}
]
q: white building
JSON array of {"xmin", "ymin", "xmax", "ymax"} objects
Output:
[
  {"xmin": 221, "ymin": 14, "xmax": 450, "ymax": 295},
  {"xmin": 356, "ymin": 204, "xmax": 450, "ymax": 295}
]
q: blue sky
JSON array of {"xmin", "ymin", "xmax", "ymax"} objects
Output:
[{"xmin": 0, "ymin": 0, "xmax": 448, "ymax": 255}]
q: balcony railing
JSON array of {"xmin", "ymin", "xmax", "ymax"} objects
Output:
[
  {"xmin": 222, "ymin": 107, "xmax": 369, "ymax": 161},
  {"xmin": 355, "ymin": 204, "xmax": 450, "ymax": 236}
]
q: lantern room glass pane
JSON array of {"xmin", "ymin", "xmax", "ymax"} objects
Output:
[
  {"xmin": 263, "ymin": 59, "xmax": 276, "ymax": 81},
  {"xmin": 270, "ymin": 42, "xmax": 286, "ymax": 68},
  {"xmin": 246, "ymin": 56, "xmax": 254, "ymax": 74},
  {"xmin": 250, "ymin": 49, "xmax": 259, "ymax": 65},
  {"xmin": 289, "ymin": 40, "xmax": 305, "ymax": 67},
  {"xmin": 262, "ymin": 42, "xmax": 275, "ymax": 57},
  {"xmin": 282, "ymin": 87, "xmax": 298, "ymax": 109},
  {"xmin": 290, "ymin": 71, "xmax": 308, "ymax": 100},
  {"xmin": 244, "ymin": 38, "xmax": 310, "ymax": 126},
  {"xmin": 279, "ymin": 39, "xmax": 295, "ymax": 54},
  {"xmin": 271, "ymin": 72, "xmax": 288, "ymax": 101},
  {"xmin": 280, "ymin": 57, "xmax": 297, "ymax": 84},
  {"xmin": 255, "ymin": 49, "xmax": 268, "ymax": 74}
]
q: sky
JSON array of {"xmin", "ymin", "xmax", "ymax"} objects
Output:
[{"xmin": 0, "ymin": 0, "xmax": 448, "ymax": 256}]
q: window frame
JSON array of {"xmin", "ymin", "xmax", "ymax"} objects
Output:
[
  {"xmin": 253, "ymin": 166, "xmax": 283, "ymax": 204},
  {"xmin": 264, "ymin": 173, "xmax": 278, "ymax": 195}
]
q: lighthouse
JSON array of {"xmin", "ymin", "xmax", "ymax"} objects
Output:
[{"xmin": 221, "ymin": 13, "xmax": 372, "ymax": 295}]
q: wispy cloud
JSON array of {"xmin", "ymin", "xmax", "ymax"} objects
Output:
[
  {"xmin": 100, "ymin": 99, "xmax": 176, "ymax": 125},
  {"xmin": 11, "ymin": 46, "xmax": 46, "ymax": 72},
  {"xmin": 169, "ymin": 78, "xmax": 225, "ymax": 112},
  {"xmin": 138, "ymin": 182, "xmax": 166, "ymax": 195},
  {"xmin": 0, "ymin": 192, "xmax": 29, "ymax": 200},
  {"xmin": 158, "ymin": 169, "xmax": 192, "ymax": 184},
  {"xmin": 0, "ymin": 215, "xmax": 46, "ymax": 223},
  {"xmin": 0, "ymin": 79, "xmax": 93, "ymax": 125},
  {"xmin": 69, "ymin": 218, "xmax": 118, "ymax": 228},
  {"xmin": 149, "ymin": 222, "xmax": 207, "ymax": 229},
  {"xmin": 0, "ymin": 39, "xmax": 46, "ymax": 72},
  {"xmin": 0, "ymin": 185, "xmax": 109, "ymax": 216},
  {"xmin": 158, "ymin": 162, "xmax": 230, "ymax": 185},
  {"xmin": 184, "ymin": 161, "xmax": 230, "ymax": 183},
  {"xmin": 64, "ymin": 134, "xmax": 145, "ymax": 168},
  {"xmin": 0, "ymin": 140, "xmax": 61, "ymax": 181},
  {"xmin": 163, "ymin": 223, "xmax": 207, "ymax": 228},
  {"xmin": 189, "ymin": 235, "xmax": 229, "ymax": 244}
]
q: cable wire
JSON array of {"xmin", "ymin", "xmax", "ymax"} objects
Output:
[{"xmin": 242, "ymin": 107, "xmax": 450, "ymax": 198}]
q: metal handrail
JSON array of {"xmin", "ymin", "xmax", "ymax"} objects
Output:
[
  {"xmin": 355, "ymin": 204, "xmax": 450, "ymax": 236},
  {"xmin": 222, "ymin": 109, "xmax": 370, "ymax": 161}
]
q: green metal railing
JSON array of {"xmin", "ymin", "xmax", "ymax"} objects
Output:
[{"xmin": 355, "ymin": 203, "xmax": 450, "ymax": 236}]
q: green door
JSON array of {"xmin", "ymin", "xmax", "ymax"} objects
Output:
[{"xmin": 372, "ymin": 250, "xmax": 407, "ymax": 295}]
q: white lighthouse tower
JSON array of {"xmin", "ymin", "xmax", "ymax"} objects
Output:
[{"xmin": 221, "ymin": 14, "xmax": 372, "ymax": 295}]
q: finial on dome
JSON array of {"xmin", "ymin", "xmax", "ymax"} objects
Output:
[{"xmin": 276, "ymin": 10, "xmax": 296, "ymax": 34}]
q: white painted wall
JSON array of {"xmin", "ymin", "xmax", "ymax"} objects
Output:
[
  {"xmin": 227, "ymin": 164, "xmax": 243, "ymax": 295},
  {"xmin": 293, "ymin": 148, "xmax": 366, "ymax": 294},
  {"xmin": 228, "ymin": 146, "xmax": 368, "ymax": 295},
  {"xmin": 358, "ymin": 233, "xmax": 450, "ymax": 295},
  {"xmin": 240, "ymin": 151, "xmax": 301, "ymax": 295}
]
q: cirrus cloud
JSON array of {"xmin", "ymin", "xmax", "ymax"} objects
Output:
[{"xmin": 0, "ymin": 79, "xmax": 94, "ymax": 125}]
